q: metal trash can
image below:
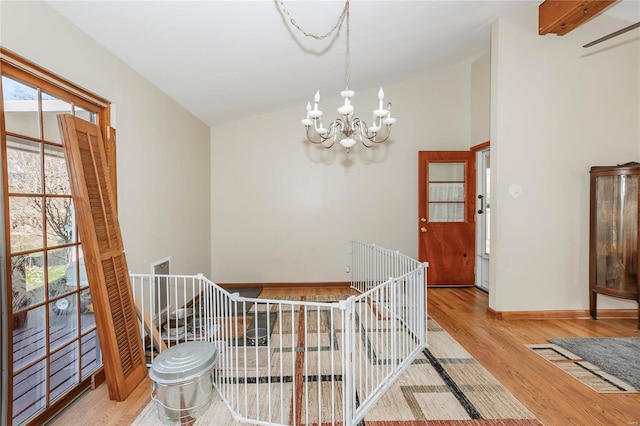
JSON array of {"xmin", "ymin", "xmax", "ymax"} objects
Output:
[{"xmin": 149, "ymin": 341, "xmax": 219, "ymax": 424}]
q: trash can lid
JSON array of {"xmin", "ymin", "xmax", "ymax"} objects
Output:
[{"xmin": 149, "ymin": 341, "xmax": 218, "ymax": 384}]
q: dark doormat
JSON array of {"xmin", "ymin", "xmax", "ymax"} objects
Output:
[
  {"xmin": 238, "ymin": 311, "xmax": 278, "ymax": 347},
  {"xmin": 226, "ymin": 287, "xmax": 263, "ymax": 299}
]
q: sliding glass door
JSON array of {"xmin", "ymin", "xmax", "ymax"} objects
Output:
[{"xmin": 1, "ymin": 54, "xmax": 110, "ymax": 425}]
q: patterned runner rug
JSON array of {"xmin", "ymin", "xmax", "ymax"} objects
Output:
[
  {"xmin": 134, "ymin": 316, "xmax": 540, "ymax": 425},
  {"xmin": 527, "ymin": 340, "xmax": 640, "ymax": 394}
]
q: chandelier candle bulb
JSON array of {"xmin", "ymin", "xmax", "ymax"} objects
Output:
[{"xmin": 301, "ymin": 102, "xmax": 313, "ymax": 126}]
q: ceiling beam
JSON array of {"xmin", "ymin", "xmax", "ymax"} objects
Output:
[{"xmin": 539, "ymin": 0, "xmax": 617, "ymax": 36}]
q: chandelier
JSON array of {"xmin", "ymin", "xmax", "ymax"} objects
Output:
[{"xmin": 284, "ymin": 0, "xmax": 396, "ymax": 153}]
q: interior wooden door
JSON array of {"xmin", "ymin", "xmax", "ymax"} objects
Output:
[
  {"xmin": 418, "ymin": 151, "xmax": 475, "ymax": 286},
  {"xmin": 57, "ymin": 114, "xmax": 146, "ymax": 400}
]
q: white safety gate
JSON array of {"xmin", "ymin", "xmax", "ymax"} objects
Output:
[{"xmin": 130, "ymin": 241, "xmax": 427, "ymax": 425}]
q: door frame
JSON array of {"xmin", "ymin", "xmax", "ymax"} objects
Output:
[{"xmin": 472, "ymin": 142, "xmax": 490, "ymax": 292}]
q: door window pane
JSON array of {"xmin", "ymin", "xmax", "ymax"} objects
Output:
[
  {"xmin": 12, "ymin": 254, "xmax": 45, "ymax": 309},
  {"xmin": 49, "ymin": 297, "xmax": 78, "ymax": 351},
  {"xmin": 428, "ymin": 162, "xmax": 466, "ymax": 223},
  {"xmin": 429, "ymin": 183, "xmax": 464, "ymax": 202},
  {"xmin": 12, "ymin": 359, "xmax": 47, "ymax": 425},
  {"xmin": 429, "ymin": 203, "xmax": 464, "ymax": 222},
  {"xmin": 77, "ymin": 247, "xmax": 88, "ymax": 289},
  {"xmin": 13, "ymin": 305, "xmax": 47, "ymax": 371},
  {"xmin": 7, "ymin": 136, "xmax": 42, "ymax": 194},
  {"xmin": 81, "ymin": 331, "xmax": 101, "ymax": 378},
  {"xmin": 429, "ymin": 162, "xmax": 464, "ymax": 181},
  {"xmin": 10, "ymin": 196, "xmax": 44, "ymax": 252},
  {"xmin": 44, "ymin": 144, "xmax": 71, "ymax": 195},
  {"xmin": 50, "ymin": 342, "xmax": 80, "ymax": 402},
  {"xmin": 48, "ymin": 247, "xmax": 75, "ymax": 297},
  {"xmin": 45, "ymin": 197, "xmax": 74, "ymax": 247},
  {"xmin": 2, "ymin": 76, "xmax": 40, "ymax": 139}
]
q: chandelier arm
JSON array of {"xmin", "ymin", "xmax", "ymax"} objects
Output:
[
  {"xmin": 305, "ymin": 126, "xmax": 329, "ymax": 145},
  {"xmin": 368, "ymin": 129, "xmax": 391, "ymax": 144},
  {"xmin": 352, "ymin": 118, "xmax": 391, "ymax": 145},
  {"xmin": 306, "ymin": 120, "xmax": 343, "ymax": 146}
]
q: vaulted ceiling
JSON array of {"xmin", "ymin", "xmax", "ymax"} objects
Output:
[{"xmin": 46, "ymin": 1, "xmax": 639, "ymax": 127}]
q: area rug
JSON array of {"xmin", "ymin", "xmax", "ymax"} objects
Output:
[
  {"xmin": 527, "ymin": 337, "xmax": 640, "ymax": 393},
  {"xmin": 134, "ymin": 314, "xmax": 540, "ymax": 425}
]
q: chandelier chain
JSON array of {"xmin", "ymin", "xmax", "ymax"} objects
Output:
[
  {"xmin": 277, "ymin": 0, "xmax": 349, "ymax": 41},
  {"xmin": 345, "ymin": 1, "xmax": 350, "ymax": 90}
]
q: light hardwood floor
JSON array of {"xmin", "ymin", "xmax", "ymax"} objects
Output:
[{"xmin": 50, "ymin": 287, "xmax": 640, "ymax": 426}]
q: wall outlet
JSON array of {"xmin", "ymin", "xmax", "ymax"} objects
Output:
[{"xmin": 345, "ymin": 265, "xmax": 351, "ymax": 274}]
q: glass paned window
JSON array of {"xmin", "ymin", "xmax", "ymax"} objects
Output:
[
  {"xmin": 11, "ymin": 253, "xmax": 45, "ymax": 309},
  {"xmin": 75, "ymin": 106, "xmax": 96, "ymax": 123},
  {"xmin": 44, "ymin": 144, "xmax": 70, "ymax": 195},
  {"xmin": 48, "ymin": 246, "xmax": 75, "ymax": 297},
  {"xmin": 7, "ymin": 136, "xmax": 42, "ymax": 194},
  {"xmin": 42, "ymin": 92, "xmax": 72, "ymax": 143},
  {"xmin": 80, "ymin": 331, "xmax": 101, "ymax": 379},
  {"xmin": 50, "ymin": 342, "xmax": 80, "ymax": 402},
  {"xmin": 13, "ymin": 305, "xmax": 47, "ymax": 371},
  {"xmin": 12, "ymin": 360, "xmax": 47, "ymax": 425},
  {"xmin": 77, "ymin": 247, "xmax": 87, "ymax": 289},
  {"xmin": 49, "ymin": 297, "xmax": 78, "ymax": 351},
  {"xmin": 2, "ymin": 76, "xmax": 40, "ymax": 139},
  {"xmin": 10, "ymin": 196, "xmax": 45, "ymax": 252},
  {"xmin": 45, "ymin": 197, "xmax": 74, "ymax": 247}
]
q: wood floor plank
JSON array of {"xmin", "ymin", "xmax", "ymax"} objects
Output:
[{"xmin": 50, "ymin": 287, "xmax": 640, "ymax": 426}]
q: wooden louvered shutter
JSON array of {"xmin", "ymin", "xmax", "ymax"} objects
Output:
[
  {"xmin": 105, "ymin": 126, "xmax": 118, "ymax": 209},
  {"xmin": 58, "ymin": 114, "xmax": 146, "ymax": 401}
]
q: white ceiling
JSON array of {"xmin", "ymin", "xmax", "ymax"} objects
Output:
[{"xmin": 46, "ymin": 0, "xmax": 639, "ymax": 127}]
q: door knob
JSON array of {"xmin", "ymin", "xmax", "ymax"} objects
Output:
[
  {"xmin": 420, "ymin": 218, "xmax": 426, "ymax": 222},
  {"xmin": 420, "ymin": 227, "xmax": 427, "ymax": 233}
]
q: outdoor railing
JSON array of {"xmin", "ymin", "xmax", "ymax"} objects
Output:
[{"xmin": 130, "ymin": 241, "xmax": 427, "ymax": 425}]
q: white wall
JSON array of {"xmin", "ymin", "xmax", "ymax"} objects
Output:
[
  {"xmin": 211, "ymin": 65, "xmax": 472, "ymax": 283},
  {"xmin": 490, "ymin": 6, "xmax": 640, "ymax": 311},
  {"xmin": 471, "ymin": 50, "xmax": 491, "ymax": 146},
  {"xmin": 1, "ymin": 2, "xmax": 212, "ymax": 276}
]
